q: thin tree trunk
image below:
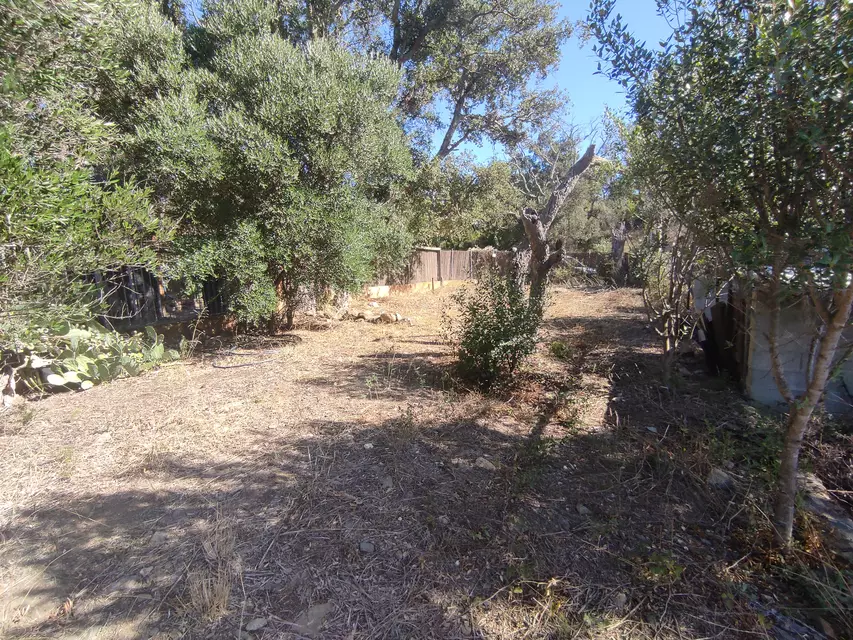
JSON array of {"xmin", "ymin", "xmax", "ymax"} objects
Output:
[
  {"xmin": 270, "ymin": 271, "xmax": 297, "ymax": 332},
  {"xmin": 772, "ymin": 279, "xmax": 853, "ymax": 545}
]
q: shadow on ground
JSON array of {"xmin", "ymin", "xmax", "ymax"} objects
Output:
[{"xmin": 0, "ymin": 303, "xmax": 838, "ymax": 639}]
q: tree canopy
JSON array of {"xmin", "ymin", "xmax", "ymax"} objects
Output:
[
  {"xmin": 589, "ymin": 0, "xmax": 853, "ymax": 545},
  {"xmin": 0, "ymin": 0, "xmax": 170, "ymax": 348}
]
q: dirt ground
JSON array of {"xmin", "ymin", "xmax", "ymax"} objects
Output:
[{"xmin": 1, "ymin": 286, "xmax": 849, "ymax": 639}]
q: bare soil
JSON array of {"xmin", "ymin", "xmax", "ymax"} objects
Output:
[{"xmin": 1, "ymin": 286, "xmax": 849, "ymax": 639}]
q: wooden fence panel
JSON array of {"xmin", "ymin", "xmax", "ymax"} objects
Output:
[
  {"xmin": 410, "ymin": 249, "xmax": 440, "ymax": 283},
  {"xmin": 438, "ymin": 249, "xmax": 473, "ymax": 281}
]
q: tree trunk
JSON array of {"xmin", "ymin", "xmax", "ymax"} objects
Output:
[
  {"xmin": 517, "ymin": 145, "xmax": 596, "ymax": 307},
  {"xmin": 270, "ymin": 271, "xmax": 298, "ymax": 332},
  {"xmin": 520, "ymin": 208, "xmax": 563, "ymax": 307},
  {"xmin": 771, "ymin": 279, "xmax": 853, "ymax": 545},
  {"xmin": 611, "ymin": 221, "xmax": 628, "ymax": 285}
]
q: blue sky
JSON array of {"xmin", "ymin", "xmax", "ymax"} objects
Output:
[{"xmin": 463, "ymin": 0, "xmax": 673, "ymax": 161}]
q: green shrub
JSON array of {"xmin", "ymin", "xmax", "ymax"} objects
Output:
[
  {"xmin": 450, "ymin": 271, "xmax": 542, "ymax": 389},
  {"xmin": 12, "ymin": 323, "xmax": 179, "ymax": 392}
]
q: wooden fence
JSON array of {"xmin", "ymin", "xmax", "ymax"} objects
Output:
[
  {"xmin": 95, "ymin": 268, "xmax": 226, "ymax": 330},
  {"xmin": 376, "ymin": 247, "xmax": 514, "ymax": 287}
]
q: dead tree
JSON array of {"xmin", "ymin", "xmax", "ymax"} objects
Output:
[{"xmin": 519, "ymin": 144, "xmax": 596, "ymax": 305}]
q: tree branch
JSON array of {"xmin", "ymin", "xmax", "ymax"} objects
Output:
[
  {"xmin": 539, "ymin": 144, "xmax": 596, "ymax": 229},
  {"xmin": 436, "ymin": 72, "xmax": 468, "ymax": 159}
]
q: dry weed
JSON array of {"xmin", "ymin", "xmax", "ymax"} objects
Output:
[{"xmin": 186, "ymin": 511, "xmax": 238, "ymax": 622}]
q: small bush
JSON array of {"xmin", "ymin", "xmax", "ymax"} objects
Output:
[{"xmin": 449, "ymin": 270, "xmax": 542, "ymax": 389}]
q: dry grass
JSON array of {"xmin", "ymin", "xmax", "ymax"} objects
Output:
[
  {"xmin": 0, "ymin": 285, "xmax": 848, "ymax": 639},
  {"xmin": 186, "ymin": 512, "xmax": 237, "ymax": 622}
]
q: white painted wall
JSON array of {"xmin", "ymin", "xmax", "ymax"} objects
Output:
[{"xmin": 746, "ymin": 299, "xmax": 853, "ymax": 413}]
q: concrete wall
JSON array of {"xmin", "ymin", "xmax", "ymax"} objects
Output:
[{"xmin": 746, "ymin": 298, "xmax": 853, "ymax": 413}]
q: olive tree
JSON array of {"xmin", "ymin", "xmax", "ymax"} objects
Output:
[
  {"xmin": 201, "ymin": 0, "xmax": 572, "ymax": 161},
  {"xmin": 109, "ymin": 2, "xmax": 413, "ymax": 328},
  {"xmin": 590, "ymin": 0, "xmax": 853, "ymax": 545}
]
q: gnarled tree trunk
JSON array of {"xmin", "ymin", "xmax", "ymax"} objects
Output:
[{"xmin": 518, "ymin": 144, "xmax": 596, "ymax": 306}]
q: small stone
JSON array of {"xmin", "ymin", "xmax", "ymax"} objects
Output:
[
  {"xmin": 378, "ymin": 311, "xmax": 395, "ymax": 324},
  {"xmin": 368, "ymin": 301, "xmax": 379, "ymax": 307},
  {"xmin": 107, "ymin": 575, "xmax": 142, "ymax": 593},
  {"xmin": 576, "ymin": 504, "xmax": 591, "ymax": 516},
  {"xmin": 646, "ymin": 426, "xmax": 658, "ymax": 433},
  {"xmin": 438, "ymin": 515, "xmax": 450, "ymax": 526},
  {"xmin": 723, "ymin": 460, "xmax": 735, "ymax": 470},
  {"xmin": 707, "ymin": 468, "xmax": 735, "ymax": 490},
  {"xmin": 474, "ymin": 457, "xmax": 497, "ymax": 471},
  {"xmin": 245, "ymin": 617, "xmax": 268, "ymax": 632},
  {"xmin": 613, "ymin": 592, "xmax": 628, "ymax": 609},
  {"xmin": 381, "ymin": 475, "xmax": 393, "ymax": 490},
  {"xmin": 294, "ymin": 602, "xmax": 334, "ymax": 638},
  {"xmin": 359, "ymin": 541, "xmax": 375, "ymax": 553},
  {"xmin": 363, "ymin": 443, "xmax": 374, "ymax": 450},
  {"xmin": 149, "ymin": 531, "xmax": 168, "ymax": 547},
  {"xmin": 139, "ymin": 566, "xmax": 153, "ymax": 578}
]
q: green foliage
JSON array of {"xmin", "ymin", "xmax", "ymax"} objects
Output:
[
  {"xmin": 111, "ymin": 5, "xmax": 414, "ymax": 326},
  {"xmin": 548, "ymin": 340, "xmax": 573, "ymax": 361},
  {"xmin": 589, "ymin": 0, "xmax": 853, "ymax": 287},
  {"xmin": 399, "ymin": 155, "xmax": 522, "ymax": 248},
  {"xmin": 16, "ymin": 321, "xmax": 179, "ymax": 391},
  {"xmin": 449, "ymin": 270, "xmax": 542, "ymax": 389},
  {"xmin": 0, "ymin": 0, "xmax": 171, "ymax": 366},
  {"xmin": 189, "ymin": 0, "xmax": 571, "ymax": 161}
]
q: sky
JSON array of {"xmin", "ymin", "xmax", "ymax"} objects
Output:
[{"xmin": 463, "ymin": 0, "xmax": 674, "ymax": 161}]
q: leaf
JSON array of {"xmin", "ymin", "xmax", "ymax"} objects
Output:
[
  {"xmin": 85, "ymin": 320, "xmax": 109, "ymax": 334},
  {"xmin": 149, "ymin": 342, "xmax": 165, "ymax": 362},
  {"xmin": 46, "ymin": 372, "xmax": 66, "ymax": 386},
  {"xmin": 80, "ymin": 380, "xmax": 94, "ymax": 390},
  {"xmin": 119, "ymin": 356, "xmax": 140, "ymax": 377},
  {"xmin": 97, "ymin": 362, "xmax": 112, "ymax": 381},
  {"xmin": 62, "ymin": 370, "xmax": 82, "ymax": 384},
  {"xmin": 64, "ymin": 327, "xmax": 93, "ymax": 340}
]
